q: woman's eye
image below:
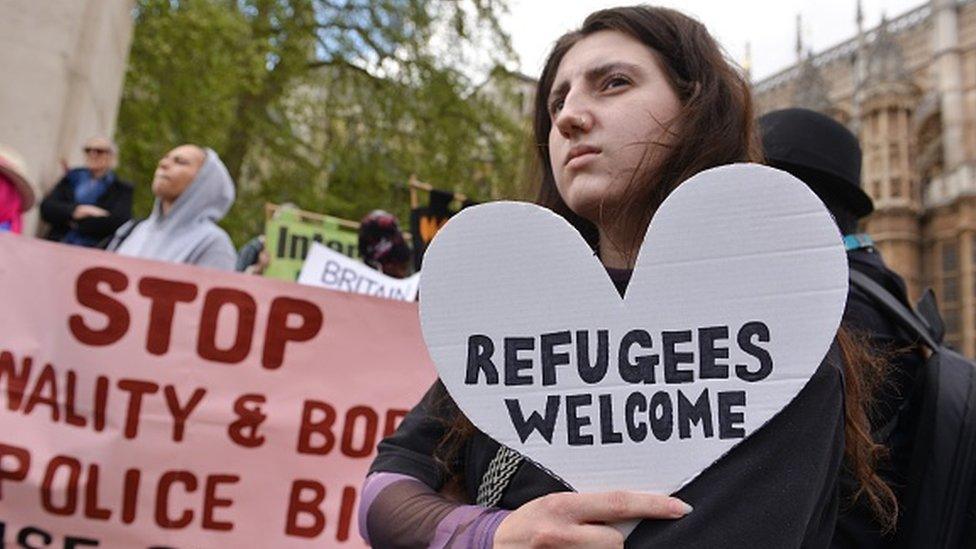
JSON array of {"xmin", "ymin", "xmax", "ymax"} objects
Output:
[
  {"xmin": 604, "ymin": 76, "xmax": 630, "ymax": 90},
  {"xmin": 549, "ymin": 99, "xmax": 564, "ymax": 115}
]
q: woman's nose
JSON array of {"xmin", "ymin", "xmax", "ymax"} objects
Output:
[{"xmin": 553, "ymin": 98, "xmax": 593, "ymax": 138}]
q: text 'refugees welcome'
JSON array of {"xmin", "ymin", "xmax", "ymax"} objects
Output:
[{"xmin": 464, "ymin": 322, "xmax": 773, "ymax": 446}]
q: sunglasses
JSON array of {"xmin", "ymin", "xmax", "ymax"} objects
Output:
[{"xmin": 83, "ymin": 147, "xmax": 113, "ymax": 156}]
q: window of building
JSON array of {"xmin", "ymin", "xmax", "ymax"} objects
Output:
[
  {"xmin": 946, "ymin": 312, "xmax": 961, "ymax": 336},
  {"xmin": 943, "ymin": 240, "xmax": 958, "ymax": 272},
  {"xmin": 942, "ymin": 239, "xmax": 962, "ymax": 348},
  {"xmin": 890, "ymin": 144, "xmax": 901, "ymax": 171}
]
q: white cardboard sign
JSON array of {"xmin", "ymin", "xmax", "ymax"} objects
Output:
[
  {"xmin": 419, "ymin": 164, "xmax": 847, "ymax": 501},
  {"xmin": 298, "ymin": 242, "xmax": 420, "ymax": 301}
]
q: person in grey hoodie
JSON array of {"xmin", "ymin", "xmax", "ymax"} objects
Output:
[{"xmin": 107, "ymin": 144, "xmax": 237, "ymax": 270}]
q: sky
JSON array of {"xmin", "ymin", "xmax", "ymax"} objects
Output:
[{"xmin": 503, "ymin": 0, "xmax": 927, "ymax": 82}]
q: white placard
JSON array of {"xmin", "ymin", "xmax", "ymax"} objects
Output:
[
  {"xmin": 298, "ymin": 242, "xmax": 420, "ymax": 301},
  {"xmin": 419, "ymin": 164, "xmax": 847, "ymax": 509}
]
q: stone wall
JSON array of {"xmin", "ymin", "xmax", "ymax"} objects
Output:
[{"xmin": 0, "ymin": 0, "xmax": 135, "ymax": 234}]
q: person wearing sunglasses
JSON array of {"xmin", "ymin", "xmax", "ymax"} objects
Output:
[{"xmin": 40, "ymin": 136, "xmax": 133, "ymax": 247}]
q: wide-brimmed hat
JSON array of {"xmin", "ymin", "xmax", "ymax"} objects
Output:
[
  {"xmin": 759, "ymin": 108, "xmax": 873, "ymax": 218},
  {"xmin": 0, "ymin": 145, "xmax": 35, "ymax": 211}
]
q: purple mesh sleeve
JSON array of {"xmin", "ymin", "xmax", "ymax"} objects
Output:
[
  {"xmin": 431, "ymin": 504, "xmax": 511, "ymax": 548},
  {"xmin": 360, "ymin": 472, "xmax": 510, "ymax": 549}
]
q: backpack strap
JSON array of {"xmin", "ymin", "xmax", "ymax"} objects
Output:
[
  {"xmin": 916, "ymin": 289, "xmax": 946, "ymax": 343},
  {"xmin": 848, "ymin": 271, "xmax": 921, "ymax": 445},
  {"xmin": 852, "ymin": 271, "xmax": 976, "ymax": 547},
  {"xmin": 848, "ymin": 270, "xmax": 938, "ymax": 350},
  {"xmin": 102, "ymin": 217, "xmax": 143, "ymax": 251}
]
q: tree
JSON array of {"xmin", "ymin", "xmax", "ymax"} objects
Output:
[{"xmin": 116, "ymin": 0, "xmax": 533, "ymax": 245}]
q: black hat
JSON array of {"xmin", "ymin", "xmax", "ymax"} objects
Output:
[{"xmin": 759, "ymin": 108, "xmax": 873, "ymax": 218}]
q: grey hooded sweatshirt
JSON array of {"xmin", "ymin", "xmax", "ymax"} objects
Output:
[{"xmin": 109, "ymin": 148, "xmax": 236, "ymax": 270}]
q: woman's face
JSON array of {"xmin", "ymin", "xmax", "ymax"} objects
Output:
[
  {"xmin": 547, "ymin": 30, "xmax": 681, "ymax": 223},
  {"xmin": 152, "ymin": 145, "xmax": 205, "ymax": 202}
]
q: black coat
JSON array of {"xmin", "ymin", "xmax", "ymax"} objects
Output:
[
  {"xmin": 40, "ymin": 168, "xmax": 133, "ymax": 246},
  {"xmin": 372, "ymin": 270, "xmax": 847, "ymax": 548},
  {"xmin": 831, "ymin": 248, "xmax": 925, "ymax": 548}
]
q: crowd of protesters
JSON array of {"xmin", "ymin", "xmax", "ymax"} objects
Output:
[
  {"xmin": 0, "ymin": 139, "xmax": 239, "ymax": 268},
  {"xmin": 1, "ymin": 138, "xmax": 414, "ymax": 279},
  {"xmin": 0, "ymin": 4, "xmax": 970, "ymax": 548}
]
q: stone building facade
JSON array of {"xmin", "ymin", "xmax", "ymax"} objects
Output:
[
  {"xmin": 754, "ymin": 0, "xmax": 976, "ymax": 354},
  {"xmin": 0, "ymin": 0, "xmax": 135, "ymax": 235}
]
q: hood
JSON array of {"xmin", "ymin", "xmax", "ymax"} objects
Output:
[
  {"xmin": 110, "ymin": 147, "xmax": 236, "ymax": 266},
  {"xmin": 151, "ymin": 148, "xmax": 235, "ymax": 226}
]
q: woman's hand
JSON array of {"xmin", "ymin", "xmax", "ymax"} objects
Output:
[{"xmin": 493, "ymin": 491, "xmax": 691, "ymax": 548}]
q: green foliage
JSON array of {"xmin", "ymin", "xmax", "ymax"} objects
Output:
[
  {"xmin": 116, "ymin": 0, "xmax": 259, "ymax": 226},
  {"xmin": 116, "ymin": 0, "xmax": 534, "ymax": 246}
]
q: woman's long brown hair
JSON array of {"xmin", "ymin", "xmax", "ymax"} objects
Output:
[
  {"xmin": 533, "ymin": 6, "xmax": 761, "ymax": 258},
  {"xmin": 435, "ymin": 4, "xmax": 896, "ymax": 527}
]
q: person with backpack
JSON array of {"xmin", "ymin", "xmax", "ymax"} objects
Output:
[
  {"xmin": 759, "ymin": 108, "xmax": 976, "ymax": 548},
  {"xmin": 760, "ymin": 108, "xmax": 915, "ymax": 547}
]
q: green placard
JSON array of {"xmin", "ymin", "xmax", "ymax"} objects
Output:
[{"xmin": 264, "ymin": 209, "xmax": 359, "ymax": 280}]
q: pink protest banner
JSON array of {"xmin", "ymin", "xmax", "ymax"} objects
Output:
[{"xmin": 0, "ymin": 233, "xmax": 435, "ymax": 547}]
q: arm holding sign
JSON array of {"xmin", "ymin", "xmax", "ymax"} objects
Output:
[
  {"xmin": 361, "ymin": 383, "xmax": 691, "ymax": 548},
  {"xmin": 362, "ymin": 383, "xmax": 508, "ymax": 547},
  {"xmin": 361, "ymin": 472, "xmax": 509, "ymax": 548},
  {"xmin": 361, "ymin": 473, "xmax": 690, "ymax": 549},
  {"xmin": 493, "ymin": 491, "xmax": 690, "ymax": 548}
]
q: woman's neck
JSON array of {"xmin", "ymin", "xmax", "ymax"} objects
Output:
[{"xmin": 598, "ymin": 227, "xmax": 637, "ymax": 270}]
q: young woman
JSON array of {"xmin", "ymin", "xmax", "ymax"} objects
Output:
[
  {"xmin": 107, "ymin": 145, "xmax": 237, "ymax": 270},
  {"xmin": 361, "ymin": 6, "xmax": 893, "ymax": 548}
]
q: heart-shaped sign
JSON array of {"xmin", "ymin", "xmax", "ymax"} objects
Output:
[{"xmin": 420, "ymin": 163, "xmax": 847, "ymax": 502}]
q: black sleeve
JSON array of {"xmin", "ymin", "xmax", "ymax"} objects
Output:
[
  {"xmin": 833, "ymin": 258, "xmax": 924, "ymax": 548},
  {"xmin": 369, "ymin": 380, "xmax": 454, "ymax": 490},
  {"xmin": 236, "ymin": 236, "xmax": 264, "ymax": 271},
  {"xmin": 39, "ymin": 175, "xmax": 77, "ymax": 229},
  {"xmin": 75, "ymin": 182, "xmax": 133, "ymax": 240},
  {"xmin": 626, "ymin": 344, "xmax": 846, "ymax": 549}
]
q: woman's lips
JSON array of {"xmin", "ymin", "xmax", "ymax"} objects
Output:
[{"xmin": 565, "ymin": 145, "xmax": 601, "ymax": 168}]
